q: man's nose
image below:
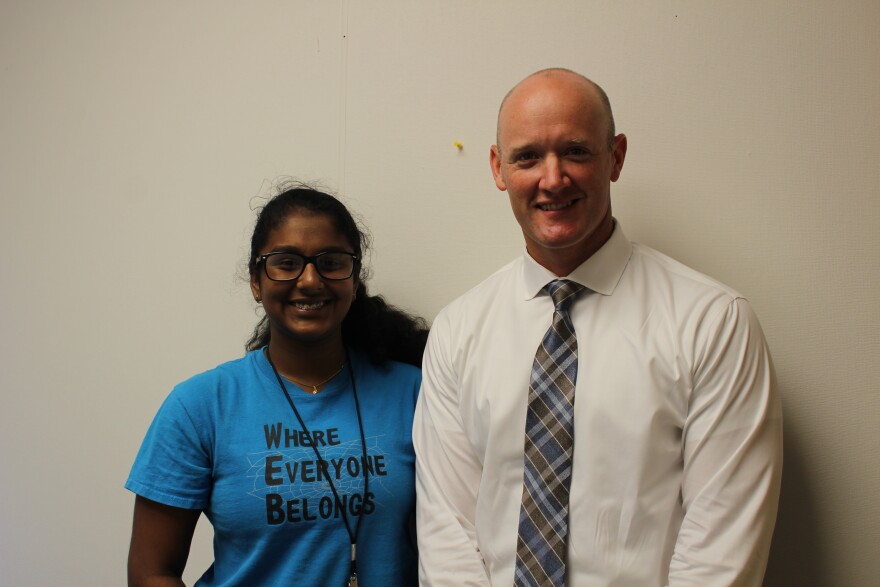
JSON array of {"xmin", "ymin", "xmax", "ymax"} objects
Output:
[{"xmin": 539, "ymin": 156, "xmax": 569, "ymax": 193}]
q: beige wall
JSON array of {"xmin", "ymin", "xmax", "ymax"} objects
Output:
[{"xmin": 1, "ymin": 1, "xmax": 877, "ymax": 585}]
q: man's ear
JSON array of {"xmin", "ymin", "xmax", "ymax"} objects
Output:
[
  {"xmin": 489, "ymin": 145, "xmax": 507, "ymax": 191},
  {"xmin": 610, "ymin": 134, "xmax": 627, "ymax": 182}
]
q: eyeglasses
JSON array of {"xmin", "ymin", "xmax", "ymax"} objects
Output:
[{"xmin": 255, "ymin": 251, "xmax": 358, "ymax": 281}]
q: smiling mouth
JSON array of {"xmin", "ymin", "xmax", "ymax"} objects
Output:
[
  {"xmin": 292, "ymin": 300, "xmax": 327, "ymax": 310},
  {"xmin": 538, "ymin": 199, "xmax": 577, "ymax": 211}
]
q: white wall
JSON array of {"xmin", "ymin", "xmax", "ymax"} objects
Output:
[{"xmin": 1, "ymin": 1, "xmax": 877, "ymax": 585}]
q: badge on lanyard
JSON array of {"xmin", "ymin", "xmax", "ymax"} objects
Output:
[{"xmin": 348, "ymin": 545, "xmax": 358, "ymax": 586}]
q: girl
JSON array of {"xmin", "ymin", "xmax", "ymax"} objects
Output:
[{"xmin": 127, "ymin": 184, "xmax": 427, "ymax": 586}]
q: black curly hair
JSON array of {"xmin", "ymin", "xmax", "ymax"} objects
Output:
[{"xmin": 245, "ymin": 182, "xmax": 428, "ymax": 367}]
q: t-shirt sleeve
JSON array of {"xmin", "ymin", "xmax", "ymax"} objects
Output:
[{"xmin": 125, "ymin": 385, "xmax": 214, "ymax": 510}]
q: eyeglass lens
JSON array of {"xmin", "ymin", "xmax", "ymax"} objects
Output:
[{"xmin": 264, "ymin": 252, "xmax": 354, "ymax": 280}]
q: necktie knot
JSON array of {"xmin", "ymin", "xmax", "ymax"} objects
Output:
[{"xmin": 545, "ymin": 279, "xmax": 584, "ymax": 313}]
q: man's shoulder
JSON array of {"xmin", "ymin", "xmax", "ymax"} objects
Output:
[
  {"xmin": 436, "ymin": 257, "xmax": 522, "ymax": 318},
  {"xmin": 629, "ymin": 241, "xmax": 743, "ymax": 300},
  {"xmin": 431, "ymin": 257, "xmax": 523, "ymax": 332}
]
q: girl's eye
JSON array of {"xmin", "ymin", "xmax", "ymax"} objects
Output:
[{"xmin": 271, "ymin": 255, "xmax": 302, "ymax": 271}]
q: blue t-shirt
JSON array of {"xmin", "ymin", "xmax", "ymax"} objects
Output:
[{"xmin": 127, "ymin": 349, "xmax": 420, "ymax": 586}]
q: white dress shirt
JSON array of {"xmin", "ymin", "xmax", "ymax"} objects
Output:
[{"xmin": 414, "ymin": 222, "xmax": 782, "ymax": 587}]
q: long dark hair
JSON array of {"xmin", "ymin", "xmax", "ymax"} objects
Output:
[{"xmin": 245, "ymin": 182, "xmax": 428, "ymax": 367}]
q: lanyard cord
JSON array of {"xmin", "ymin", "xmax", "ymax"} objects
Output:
[{"xmin": 265, "ymin": 348, "xmax": 369, "ymax": 581}]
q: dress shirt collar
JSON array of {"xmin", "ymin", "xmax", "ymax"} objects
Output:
[{"xmin": 520, "ymin": 219, "xmax": 633, "ymax": 300}]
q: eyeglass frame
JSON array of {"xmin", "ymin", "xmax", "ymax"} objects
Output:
[{"xmin": 254, "ymin": 251, "xmax": 360, "ymax": 281}]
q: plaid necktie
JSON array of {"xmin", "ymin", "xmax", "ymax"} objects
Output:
[{"xmin": 515, "ymin": 279, "xmax": 585, "ymax": 587}]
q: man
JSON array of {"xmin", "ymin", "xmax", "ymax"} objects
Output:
[{"xmin": 413, "ymin": 68, "xmax": 782, "ymax": 586}]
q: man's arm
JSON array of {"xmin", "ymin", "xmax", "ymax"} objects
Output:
[
  {"xmin": 413, "ymin": 313, "xmax": 492, "ymax": 586},
  {"xmin": 669, "ymin": 298, "xmax": 783, "ymax": 586}
]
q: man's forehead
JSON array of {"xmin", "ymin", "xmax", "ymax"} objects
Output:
[
  {"xmin": 499, "ymin": 100, "xmax": 602, "ymax": 143},
  {"xmin": 497, "ymin": 72, "xmax": 605, "ymax": 145}
]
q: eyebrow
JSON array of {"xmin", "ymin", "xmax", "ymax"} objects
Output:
[
  {"xmin": 506, "ymin": 138, "xmax": 592, "ymax": 158},
  {"xmin": 264, "ymin": 245, "xmax": 354, "ymax": 255},
  {"xmin": 505, "ymin": 144, "xmax": 537, "ymax": 160}
]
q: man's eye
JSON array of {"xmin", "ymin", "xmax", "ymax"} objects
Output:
[
  {"xmin": 567, "ymin": 147, "xmax": 590, "ymax": 157},
  {"xmin": 513, "ymin": 152, "xmax": 538, "ymax": 163}
]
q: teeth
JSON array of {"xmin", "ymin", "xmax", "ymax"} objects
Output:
[
  {"xmin": 540, "ymin": 200, "xmax": 575, "ymax": 211},
  {"xmin": 294, "ymin": 301, "xmax": 325, "ymax": 310}
]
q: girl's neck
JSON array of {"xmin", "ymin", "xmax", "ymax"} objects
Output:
[{"xmin": 265, "ymin": 336, "xmax": 348, "ymax": 385}]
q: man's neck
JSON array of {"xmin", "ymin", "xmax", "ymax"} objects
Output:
[{"xmin": 528, "ymin": 218, "xmax": 614, "ymax": 277}]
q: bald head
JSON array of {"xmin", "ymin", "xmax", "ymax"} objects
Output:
[{"xmin": 495, "ymin": 68, "xmax": 616, "ymax": 152}]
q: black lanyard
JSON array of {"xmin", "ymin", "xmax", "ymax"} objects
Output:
[{"xmin": 266, "ymin": 349, "xmax": 369, "ymax": 587}]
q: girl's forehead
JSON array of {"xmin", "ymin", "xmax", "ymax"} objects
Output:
[{"xmin": 263, "ymin": 212, "xmax": 352, "ymax": 251}]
